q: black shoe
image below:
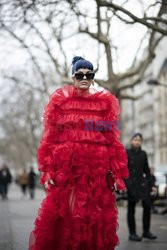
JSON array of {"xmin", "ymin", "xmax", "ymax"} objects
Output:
[
  {"xmin": 129, "ymin": 234, "xmax": 142, "ymax": 241},
  {"xmin": 142, "ymin": 232, "xmax": 157, "ymax": 239}
]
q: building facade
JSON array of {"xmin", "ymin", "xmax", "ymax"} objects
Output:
[{"xmin": 121, "ymin": 37, "xmax": 167, "ymax": 168}]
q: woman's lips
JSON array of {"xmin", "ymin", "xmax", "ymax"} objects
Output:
[{"xmin": 81, "ymin": 81, "xmax": 88, "ymax": 85}]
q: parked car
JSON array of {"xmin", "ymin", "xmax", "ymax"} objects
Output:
[{"xmin": 154, "ymin": 171, "xmax": 167, "ymax": 199}]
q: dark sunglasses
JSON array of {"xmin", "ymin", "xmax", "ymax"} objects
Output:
[{"xmin": 74, "ymin": 72, "xmax": 95, "ymax": 80}]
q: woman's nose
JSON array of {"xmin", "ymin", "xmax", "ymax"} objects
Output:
[{"xmin": 83, "ymin": 75, "xmax": 87, "ymax": 79}]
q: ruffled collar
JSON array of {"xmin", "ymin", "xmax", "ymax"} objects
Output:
[
  {"xmin": 72, "ymin": 84, "xmax": 99, "ymax": 97},
  {"xmin": 49, "ymin": 84, "xmax": 120, "ymax": 119}
]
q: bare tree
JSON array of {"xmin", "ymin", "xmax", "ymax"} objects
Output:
[
  {"xmin": 0, "ymin": 77, "xmax": 43, "ymax": 168},
  {"xmin": 1, "ymin": 0, "xmax": 166, "ymax": 96},
  {"xmin": 69, "ymin": 0, "xmax": 166, "ymax": 98},
  {"xmin": 0, "ymin": 0, "xmax": 166, "ymax": 167}
]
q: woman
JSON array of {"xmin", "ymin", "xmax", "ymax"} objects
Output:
[
  {"xmin": 18, "ymin": 168, "xmax": 29, "ymax": 198},
  {"xmin": 29, "ymin": 56, "xmax": 129, "ymax": 250}
]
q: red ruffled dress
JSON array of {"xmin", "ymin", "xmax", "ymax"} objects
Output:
[{"xmin": 29, "ymin": 84, "xmax": 129, "ymax": 250}]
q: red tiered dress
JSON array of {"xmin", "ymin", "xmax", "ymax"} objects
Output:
[{"xmin": 29, "ymin": 84, "xmax": 129, "ymax": 250}]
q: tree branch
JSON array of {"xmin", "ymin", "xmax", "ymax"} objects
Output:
[
  {"xmin": 0, "ymin": 22, "xmax": 49, "ymax": 95},
  {"xmin": 27, "ymin": 21, "xmax": 62, "ymax": 75},
  {"xmin": 118, "ymin": 29, "xmax": 164, "ymax": 88},
  {"xmin": 119, "ymin": 94, "xmax": 141, "ymax": 100},
  {"xmin": 99, "ymin": 0, "xmax": 167, "ymax": 36}
]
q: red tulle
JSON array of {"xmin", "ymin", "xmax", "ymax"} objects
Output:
[{"xmin": 29, "ymin": 84, "xmax": 129, "ymax": 250}]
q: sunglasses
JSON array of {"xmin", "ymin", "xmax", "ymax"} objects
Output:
[{"xmin": 74, "ymin": 72, "xmax": 95, "ymax": 80}]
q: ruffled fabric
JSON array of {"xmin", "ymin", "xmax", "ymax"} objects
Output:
[
  {"xmin": 29, "ymin": 84, "xmax": 129, "ymax": 250},
  {"xmin": 101, "ymin": 90, "xmax": 129, "ymax": 190}
]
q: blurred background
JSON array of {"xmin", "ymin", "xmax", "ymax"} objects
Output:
[{"xmin": 0, "ymin": 0, "xmax": 167, "ymax": 250}]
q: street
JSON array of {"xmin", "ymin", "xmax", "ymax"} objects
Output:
[{"xmin": 0, "ymin": 184, "xmax": 167, "ymax": 250}]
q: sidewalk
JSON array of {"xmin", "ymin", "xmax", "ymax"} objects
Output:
[
  {"xmin": 0, "ymin": 183, "xmax": 45, "ymax": 250},
  {"xmin": 0, "ymin": 183, "xmax": 167, "ymax": 250},
  {"xmin": 117, "ymin": 205, "xmax": 167, "ymax": 250}
]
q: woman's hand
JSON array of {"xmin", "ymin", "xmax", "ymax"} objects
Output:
[
  {"xmin": 106, "ymin": 170, "xmax": 117, "ymax": 192},
  {"xmin": 44, "ymin": 179, "xmax": 55, "ymax": 189},
  {"xmin": 113, "ymin": 182, "xmax": 118, "ymax": 192}
]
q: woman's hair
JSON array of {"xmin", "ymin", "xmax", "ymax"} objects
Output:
[
  {"xmin": 71, "ymin": 56, "xmax": 94, "ymax": 75},
  {"xmin": 131, "ymin": 133, "xmax": 143, "ymax": 141}
]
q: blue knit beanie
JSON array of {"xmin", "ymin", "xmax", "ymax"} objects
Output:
[{"xmin": 72, "ymin": 56, "xmax": 94, "ymax": 75}]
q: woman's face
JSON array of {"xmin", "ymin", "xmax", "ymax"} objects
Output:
[
  {"xmin": 72, "ymin": 68, "xmax": 94, "ymax": 90},
  {"xmin": 131, "ymin": 136, "xmax": 142, "ymax": 148}
]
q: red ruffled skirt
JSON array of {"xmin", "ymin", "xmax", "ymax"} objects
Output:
[{"xmin": 29, "ymin": 142, "xmax": 119, "ymax": 250}]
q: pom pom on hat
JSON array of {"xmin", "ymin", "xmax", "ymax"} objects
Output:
[{"xmin": 72, "ymin": 56, "xmax": 84, "ymax": 65}]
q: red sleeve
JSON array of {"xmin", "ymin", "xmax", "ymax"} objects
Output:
[
  {"xmin": 37, "ymin": 84, "xmax": 78, "ymax": 185},
  {"xmin": 37, "ymin": 88, "xmax": 63, "ymax": 185},
  {"xmin": 103, "ymin": 92, "xmax": 129, "ymax": 190}
]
